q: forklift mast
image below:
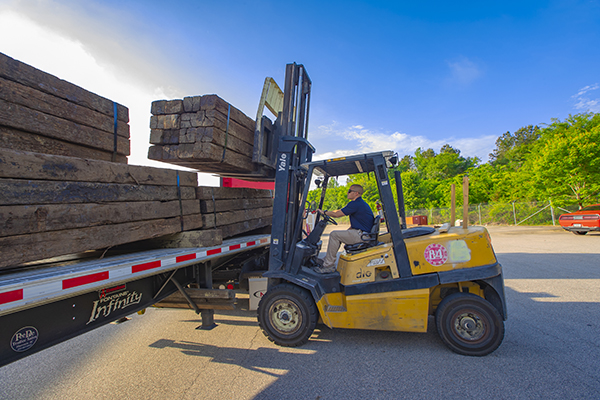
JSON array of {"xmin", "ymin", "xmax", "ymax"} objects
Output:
[{"xmin": 268, "ymin": 63, "xmax": 315, "ymax": 272}]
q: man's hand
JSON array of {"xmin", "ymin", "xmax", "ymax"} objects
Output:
[{"xmin": 317, "ymin": 209, "xmax": 345, "ymax": 218}]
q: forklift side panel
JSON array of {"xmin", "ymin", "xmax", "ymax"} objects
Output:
[{"xmin": 318, "ymin": 289, "xmax": 429, "ymax": 332}]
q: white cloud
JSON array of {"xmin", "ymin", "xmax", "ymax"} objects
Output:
[
  {"xmin": 572, "ymin": 83, "xmax": 600, "ymax": 113},
  {"xmin": 0, "ymin": 8, "xmax": 220, "ymax": 185},
  {"xmin": 313, "ymin": 123, "xmax": 496, "ymax": 162},
  {"xmin": 446, "ymin": 57, "xmax": 482, "ymax": 86}
]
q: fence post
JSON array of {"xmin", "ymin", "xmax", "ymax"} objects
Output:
[
  {"xmin": 512, "ymin": 201, "xmax": 517, "ymax": 225},
  {"xmin": 478, "ymin": 203, "xmax": 482, "ymax": 225},
  {"xmin": 450, "ymin": 184, "xmax": 456, "ymax": 226},
  {"xmin": 549, "ymin": 199, "xmax": 555, "ymax": 226},
  {"xmin": 462, "ymin": 176, "xmax": 469, "ymax": 229}
]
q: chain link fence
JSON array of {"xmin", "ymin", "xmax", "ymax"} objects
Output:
[{"xmin": 405, "ymin": 201, "xmax": 585, "ymax": 226}]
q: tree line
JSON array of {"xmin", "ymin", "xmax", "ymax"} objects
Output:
[{"xmin": 309, "ymin": 112, "xmax": 600, "ymax": 212}]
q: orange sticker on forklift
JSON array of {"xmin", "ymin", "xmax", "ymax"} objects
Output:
[{"xmin": 424, "ymin": 243, "xmax": 448, "ymax": 266}]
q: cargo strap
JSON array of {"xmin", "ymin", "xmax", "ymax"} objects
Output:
[
  {"xmin": 211, "ymin": 188, "xmax": 217, "ymax": 228},
  {"xmin": 176, "ymin": 171, "xmax": 184, "ymax": 231}
]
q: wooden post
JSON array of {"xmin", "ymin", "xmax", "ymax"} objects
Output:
[
  {"xmin": 450, "ymin": 184, "xmax": 456, "ymax": 226},
  {"xmin": 462, "ymin": 176, "xmax": 469, "ymax": 229}
]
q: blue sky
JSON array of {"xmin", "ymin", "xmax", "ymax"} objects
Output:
[{"xmin": 1, "ymin": 0, "xmax": 599, "ymax": 182}]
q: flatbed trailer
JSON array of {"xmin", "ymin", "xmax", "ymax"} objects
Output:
[{"xmin": 0, "ymin": 234, "xmax": 269, "ymax": 367}]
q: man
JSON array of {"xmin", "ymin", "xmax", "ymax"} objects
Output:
[{"xmin": 315, "ymin": 184, "xmax": 374, "ymax": 273}]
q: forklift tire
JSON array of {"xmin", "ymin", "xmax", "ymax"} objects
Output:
[
  {"xmin": 257, "ymin": 283, "xmax": 318, "ymax": 347},
  {"xmin": 435, "ymin": 292, "xmax": 504, "ymax": 356}
]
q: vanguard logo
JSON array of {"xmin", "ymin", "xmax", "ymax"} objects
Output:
[{"xmin": 87, "ymin": 290, "xmax": 143, "ymax": 325}]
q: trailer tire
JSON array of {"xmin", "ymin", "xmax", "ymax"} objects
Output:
[
  {"xmin": 257, "ymin": 283, "xmax": 317, "ymax": 347},
  {"xmin": 436, "ymin": 293, "xmax": 504, "ymax": 356}
]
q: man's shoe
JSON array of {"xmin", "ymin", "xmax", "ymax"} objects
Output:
[{"xmin": 312, "ymin": 265, "xmax": 336, "ymax": 274}]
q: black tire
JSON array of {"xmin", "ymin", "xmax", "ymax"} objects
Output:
[
  {"xmin": 257, "ymin": 283, "xmax": 318, "ymax": 347},
  {"xmin": 435, "ymin": 293, "xmax": 504, "ymax": 356},
  {"xmin": 574, "ymin": 231, "xmax": 588, "ymax": 235}
]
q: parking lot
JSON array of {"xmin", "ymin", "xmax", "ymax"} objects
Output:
[{"xmin": 1, "ymin": 226, "xmax": 599, "ymax": 399}]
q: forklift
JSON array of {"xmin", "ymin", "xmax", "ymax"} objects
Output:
[{"xmin": 256, "ymin": 63, "xmax": 507, "ymax": 356}]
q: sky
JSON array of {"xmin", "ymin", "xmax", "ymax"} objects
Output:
[{"xmin": 0, "ymin": 0, "xmax": 599, "ymax": 185}]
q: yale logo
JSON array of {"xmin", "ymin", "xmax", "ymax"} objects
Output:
[{"xmin": 278, "ymin": 153, "xmax": 287, "ymax": 172}]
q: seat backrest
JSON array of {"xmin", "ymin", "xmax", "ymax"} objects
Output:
[
  {"xmin": 361, "ymin": 215, "xmax": 381, "ymax": 243},
  {"xmin": 370, "ymin": 215, "xmax": 381, "ymax": 242}
]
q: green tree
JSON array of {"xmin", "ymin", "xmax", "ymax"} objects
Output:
[
  {"xmin": 525, "ymin": 113, "xmax": 600, "ymax": 208},
  {"xmin": 489, "ymin": 125, "xmax": 540, "ymax": 168}
]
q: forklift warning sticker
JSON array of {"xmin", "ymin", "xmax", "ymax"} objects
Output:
[
  {"xmin": 11, "ymin": 326, "xmax": 38, "ymax": 352},
  {"xmin": 424, "ymin": 243, "xmax": 448, "ymax": 266}
]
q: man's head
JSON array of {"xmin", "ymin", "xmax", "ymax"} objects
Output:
[{"xmin": 347, "ymin": 184, "xmax": 364, "ymax": 201}]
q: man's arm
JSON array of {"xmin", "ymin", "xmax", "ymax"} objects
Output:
[{"xmin": 316, "ymin": 209, "xmax": 345, "ymax": 218}]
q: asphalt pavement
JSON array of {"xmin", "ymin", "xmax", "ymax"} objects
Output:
[{"xmin": 0, "ymin": 225, "xmax": 598, "ymax": 399}]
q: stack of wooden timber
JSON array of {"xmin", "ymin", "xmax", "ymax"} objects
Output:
[
  {"xmin": 0, "ymin": 52, "xmax": 130, "ymax": 163},
  {"xmin": 147, "ymin": 95, "xmax": 259, "ymax": 175},
  {"xmin": 0, "ymin": 148, "xmax": 205, "ymax": 270},
  {"xmin": 0, "ymin": 149, "xmax": 273, "ymax": 270},
  {"xmin": 196, "ymin": 187, "xmax": 273, "ymax": 238},
  {"xmin": 0, "ymin": 54, "xmax": 273, "ymax": 270}
]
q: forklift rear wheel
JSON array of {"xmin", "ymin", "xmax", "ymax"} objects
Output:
[
  {"xmin": 435, "ymin": 292, "xmax": 504, "ymax": 356},
  {"xmin": 258, "ymin": 283, "xmax": 318, "ymax": 347}
]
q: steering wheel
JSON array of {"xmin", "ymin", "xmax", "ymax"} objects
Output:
[{"xmin": 320, "ymin": 210, "xmax": 338, "ymax": 225}]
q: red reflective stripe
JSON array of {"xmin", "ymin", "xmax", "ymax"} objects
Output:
[
  {"xmin": 229, "ymin": 244, "xmax": 241, "ymax": 250},
  {"xmin": 176, "ymin": 254, "xmax": 196, "ymax": 263},
  {"xmin": 132, "ymin": 260, "xmax": 161, "ymax": 273},
  {"xmin": 207, "ymin": 248, "xmax": 222, "ymax": 256},
  {"xmin": 0, "ymin": 289, "xmax": 23, "ymax": 305},
  {"xmin": 63, "ymin": 271, "xmax": 109, "ymax": 289},
  {"xmin": 247, "ymin": 241, "xmax": 256, "ymax": 246}
]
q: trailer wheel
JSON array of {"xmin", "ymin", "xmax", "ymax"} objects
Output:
[
  {"xmin": 435, "ymin": 293, "xmax": 504, "ymax": 356},
  {"xmin": 258, "ymin": 283, "xmax": 317, "ymax": 347}
]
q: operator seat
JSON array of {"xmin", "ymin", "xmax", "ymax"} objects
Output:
[{"xmin": 344, "ymin": 215, "xmax": 382, "ymax": 254}]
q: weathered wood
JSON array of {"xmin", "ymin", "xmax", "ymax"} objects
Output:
[
  {"xmin": 0, "ymin": 148, "xmax": 197, "ymax": 186},
  {"xmin": 220, "ymin": 216, "xmax": 272, "ymax": 238},
  {"xmin": 0, "ymin": 215, "xmax": 203, "ymax": 270},
  {"xmin": 202, "ymin": 206, "xmax": 273, "ymax": 228},
  {"xmin": 200, "ymin": 197, "xmax": 273, "ymax": 213},
  {"xmin": 0, "ymin": 200, "xmax": 200, "ymax": 237},
  {"xmin": 0, "ymin": 52, "xmax": 128, "ymax": 122},
  {"xmin": 150, "ymin": 126, "xmax": 253, "ymax": 156},
  {"xmin": 0, "ymin": 98, "xmax": 130, "ymax": 155},
  {"xmin": 154, "ymin": 95, "xmax": 253, "ymax": 131},
  {"xmin": 0, "ymin": 179, "xmax": 197, "ymax": 205},
  {"xmin": 200, "ymin": 95, "xmax": 255, "ymax": 132},
  {"xmin": 150, "ymin": 110, "xmax": 254, "ymax": 146},
  {"xmin": 151, "ymin": 99, "xmax": 184, "ymax": 115},
  {"xmin": 0, "ymin": 126, "xmax": 128, "ymax": 163},
  {"xmin": 147, "ymin": 142, "xmax": 255, "ymax": 173},
  {"xmin": 0, "ymin": 77, "xmax": 129, "ymax": 138},
  {"xmin": 144, "ymin": 229, "xmax": 222, "ymax": 248},
  {"xmin": 196, "ymin": 186, "xmax": 273, "ymax": 200}
]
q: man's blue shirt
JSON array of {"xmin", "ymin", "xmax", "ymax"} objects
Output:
[{"xmin": 341, "ymin": 197, "xmax": 374, "ymax": 232}]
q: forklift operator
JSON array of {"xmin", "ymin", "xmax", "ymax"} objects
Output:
[{"xmin": 315, "ymin": 184, "xmax": 375, "ymax": 273}]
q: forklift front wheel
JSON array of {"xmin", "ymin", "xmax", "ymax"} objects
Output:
[
  {"xmin": 435, "ymin": 293, "xmax": 504, "ymax": 356},
  {"xmin": 258, "ymin": 283, "xmax": 318, "ymax": 347}
]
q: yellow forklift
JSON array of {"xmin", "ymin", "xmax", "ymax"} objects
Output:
[{"xmin": 257, "ymin": 64, "xmax": 506, "ymax": 356}]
